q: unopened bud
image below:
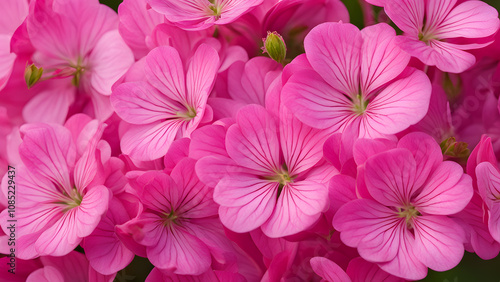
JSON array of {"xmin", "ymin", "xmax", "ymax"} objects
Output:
[
  {"xmin": 440, "ymin": 137, "xmax": 470, "ymax": 159},
  {"xmin": 24, "ymin": 64, "xmax": 43, "ymax": 89},
  {"xmin": 262, "ymin": 31, "xmax": 287, "ymax": 64}
]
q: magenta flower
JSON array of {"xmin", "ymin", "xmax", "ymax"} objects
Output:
[
  {"xmin": 333, "ymin": 133, "xmax": 473, "ymax": 280},
  {"xmin": 204, "ymin": 105, "xmax": 330, "ymax": 237},
  {"xmin": 148, "ymin": 0, "xmax": 264, "ymax": 30},
  {"xmin": 128, "ymin": 158, "xmax": 233, "ymax": 275},
  {"xmin": 476, "ymin": 158, "xmax": 500, "ymax": 244},
  {"xmin": 111, "ymin": 44, "xmax": 219, "ymax": 161},
  {"xmin": 385, "ymin": 0, "xmax": 500, "ymax": 73},
  {"xmin": 0, "ymin": 122, "xmax": 110, "ymax": 259},
  {"xmin": 283, "ymin": 22, "xmax": 431, "ymax": 138}
]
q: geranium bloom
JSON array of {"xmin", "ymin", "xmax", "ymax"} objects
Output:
[
  {"xmin": 204, "ymin": 105, "xmax": 330, "ymax": 237},
  {"xmin": 111, "ymin": 44, "xmax": 219, "ymax": 161},
  {"xmin": 283, "ymin": 22, "xmax": 431, "ymax": 138},
  {"xmin": 384, "ymin": 0, "xmax": 500, "ymax": 73},
  {"xmin": 333, "ymin": 133, "xmax": 473, "ymax": 280},
  {"xmin": 148, "ymin": 0, "xmax": 264, "ymax": 31},
  {"xmin": 0, "ymin": 120, "xmax": 110, "ymax": 259},
  {"xmin": 24, "ymin": 0, "xmax": 134, "ymax": 122},
  {"xmin": 127, "ymin": 158, "xmax": 233, "ymax": 275},
  {"xmin": 0, "ymin": 0, "xmax": 28, "ymax": 91}
]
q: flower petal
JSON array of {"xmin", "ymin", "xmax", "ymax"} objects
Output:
[
  {"xmin": 364, "ymin": 148, "xmax": 417, "ymax": 207},
  {"xmin": 261, "ymin": 180, "xmax": 328, "ymax": 237},
  {"xmin": 414, "ymin": 161, "xmax": 473, "ymax": 215},
  {"xmin": 360, "ymin": 23, "xmax": 409, "ymax": 95},
  {"xmin": 186, "ymin": 43, "xmax": 219, "ymax": 108},
  {"xmin": 310, "ymin": 257, "xmax": 351, "ymax": 282},
  {"xmin": 304, "ymin": 22, "xmax": 361, "ymax": 95},
  {"xmin": 413, "ymin": 215, "xmax": 465, "ymax": 271},
  {"xmin": 384, "ymin": 0, "xmax": 424, "ymax": 36},
  {"xmin": 215, "ymin": 174, "xmax": 277, "ymax": 233},
  {"xmin": 226, "ymin": 105, "xmax": 280, "ymax": 173}
]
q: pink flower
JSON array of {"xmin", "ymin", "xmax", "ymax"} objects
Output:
[
  {"xmin": 111, "ymin": 44, "xmax": 219, "ymax": 161},
  {"xmin": 127, "ymin": 158, "xmax": 233, "ymax": 275},
  {"xmin": 384, "ymin": 0, "xmax": 500, "ymax": 73},
  {"xmin": 24, "ymin": 0, "xmax": 134, "ymax": 122},
  {"xmin": 333, "ymin": 132, "xmax": 473, "ymax": 280},
  {"xmin": 0, "ymin": 0, "xmax": 28, "ymax": 91},
  {"xmin": 203, "ymin": 105, "xmax": 331, "ymax": 237},
  {"xmin": 283, "ymin": 22, "xmax": 431, "ymax": 138},
  {"xmin": 0, "ymin": 120, "xmax": 110, "ymax": 259},
  {"xmin": 147, "ymin": 0, "xmax": 264, "ymax": 30}
]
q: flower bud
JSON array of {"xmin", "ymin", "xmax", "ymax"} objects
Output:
[
  {"xmin": 262, "ymin": 31, "xmax": 287, "ymax": 64},
  {"xmin": 440, "ymin": 137, "xmax": 470, "ymax": 159},
  {"xmin": 24, "ymin": 64, "xmax": 43, "ymax": 89}
]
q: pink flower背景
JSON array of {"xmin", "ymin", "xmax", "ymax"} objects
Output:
[
  {"xmin": 333, "ymin": 132, "xmax": 473, "ymax": 280},
  {"xmin": 384, "ymin": 0, "xmax": 500, "ymax": 73},
  {"xmin": 0, "ymin": 121, "xmax": 110, "ymax": 259},
  {"xmin": 147, "ymin": 0, "xmax": 264, "ymax": 31},
  {"xmin": 283, "ymin": 22, "xmax": 431, "ymax": 138},
  {"xmin": 111, "ymin": 44, "xmax": 219, "ymax": 161},
  {"xmin": 204, "ymin": 104, "xmax": 331, "ymax": 237}
]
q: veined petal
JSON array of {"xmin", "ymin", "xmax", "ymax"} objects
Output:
[
  {"xmin": 436, "ymin": 0, "xmax": 499, "ymax": 39},
  {"xmin": 414, "ymin": 162, "xmax": 473, "ymax": 215},
  {"xmin": 282, "ymin": 69, "xmax": 356, "ymax": 131},
  {"xmin": 304, "ymin": 22, "xmax": 361, "ymax": 96},
  {"xmin": 147, "ymin": 226, "xmax": 211, "ymax": 275},
  {"xmin": 425, "ymin": 0, "xmax": 457, "ymax": 34},
  {"xmin": 261, "ymin": 180, "xmax": 328, "ymax": 237},
  {"xmin": 397, "ymin": 132, "xmax": 442, "ymax": 189},
  {"xmin": 476, "ymin": 162, "xmax": 500, "ymax": 208},
  {"xmin": 364, "ymin": 149, "xmax": 417, "ymax": 207},
  {"xmin": 23, "ymin": 85, "xmax": 75, "ymax": 125},
  {"xmin": 413, "ymin": 215, "xmax": 465, "ymax": 271},
  {"xmin": 111, "ymin": 81, "xmax": 181, "ymax": 125},
  {"xmin": 186, "ymin": 44, "xmax": 219, "ymax": 108},
  {"xmin": 363, "ymin": 68, "xmax": 431, "ymax": 137},
  {"xmin": 120, "ymin": 120, "xmax": 184, "ymax": 161},
  {"xmin": 395, "ymin": 36, "xmax": 476, "ymax": 73},
  {"xmin": 170, "ymin": 158, "xmax": 218, "ymax": 217},
  {"xmin": 226, "ymin": 105, "xmax": 280, "ymax": 173},
  {"xmin": 19, "ymin": 124, "xmax": 76, "ymax": 192},
  {"xmin": 89, "ymin": 30, "xmax": 134, "ymax": 96},
  {"xmin": 310, "ymin": 257, "xmax": 351, "ymax": 282},
  {"xmin": 360, "ymin": 23, "xmax": 409, "ymax": 95},
  {"xmin": 488, "ymin": 204, "xmax": 500, "ymax": 243},
  {"xmin": 333, "ymin": 199, "xmax": 403, "ymax": 262},
  {"xmin": 280, "ymin": 106, "xmax": 329, "ymax": 175},
  {"xmin": 215, "ymin": 174, "xmax": 278, "ymax": 233},
  {"xmin": 136, "ymin": 171, "xmax": 176, "ymax": 212},
  {"xmin": 384, "ymin": 0, "xmax": 424, "ymax": 36},
  {"xmin": 145, "ymin": 46, "xmax": 187, "ymax": 104}
]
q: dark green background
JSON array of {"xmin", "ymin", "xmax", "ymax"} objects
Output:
[{"xmin": 100, "ymin": 0, "xmax": 500, "ymax": 281}]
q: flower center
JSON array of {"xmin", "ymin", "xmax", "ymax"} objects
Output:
[
  {"xmin": 176, "ymin": 106, "xmax": 197, "ymax": 120},
  {"xmin": 397, "ymin": 205, "xmax": 421, "ymax": 229},
  {"xmin": 352, "ymin": 94, "xmax": 368, "ymax": 115},
  {"xmin": 264, "ymin": 165, "xmax": 296, "ymax": 200},
  {"xmin": 208, "ymin": 0, "xmax": 222, "ymax": 20},
  {"xmin": 162, "ymin": 210, "xmax": 180, "ymax": 227},
  {"xmin": 54, "ymin": 188, "xmax": 84, "ymax": 212}
]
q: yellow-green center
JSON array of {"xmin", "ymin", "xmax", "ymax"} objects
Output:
[{"xmin": 397, "ymin": 205, "xmax": 421, "ymax": 229}]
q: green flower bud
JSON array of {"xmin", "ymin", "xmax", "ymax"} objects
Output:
[
  {"xmin": 24, "ymin": 64, "xmax": 43, "ymax": 89},
  {"xmin": 262, "ymin": 31, "xmax": 287, "ymax": 64}
]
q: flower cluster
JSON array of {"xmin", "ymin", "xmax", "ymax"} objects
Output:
[{"xmin": 1, "ymin": 0, "xmax": 500, "ymax": 281}]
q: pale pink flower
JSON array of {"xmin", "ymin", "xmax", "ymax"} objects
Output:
[
  {"xmin": 283, "ymin": 22, "xmax": 431, "ymax": 138},
  {"xmin": 111, "ymin": 44, "xmax": 219, "ymax": 161},
  {"xmin": 127, "ymin": 158, "xmax": 234, "ymax": 275},
  {"xmin": 0, "ymin": 0, "xmax": 28, "ymax": 91},
  {"xmin": 333, "ymin": 132, "xmax": 473, "ymax": 280},
  {"xmin": 384, "ymin": 0, "xmax": 500, "ymax": 73},
  {"xmin": 204, "ymin": 105, "xmax": 331, "ymax": 237},
  {"xmin": 148, "ymin": 0, "xmax": 264, "ymax": 31},
  {"xmin": 0, "ymin": 120, "xmax": 110, "ymax": 259},
  {"xmin": 24, "ymin": 0, "xmax": 134, "ymax": 121}
]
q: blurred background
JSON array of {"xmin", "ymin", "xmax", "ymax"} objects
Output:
[{"xmin": 99, "ymin": 0, "xmax": 500, "ymax": 281}]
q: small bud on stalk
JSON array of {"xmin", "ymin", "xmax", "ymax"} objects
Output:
[
  {"xmin": 24, "ymin": 64, "xmax": 43, "ymax": 89},
  {"xmin": 262, "ymin": 31, "xmax": 287, "ymax": 64}
]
